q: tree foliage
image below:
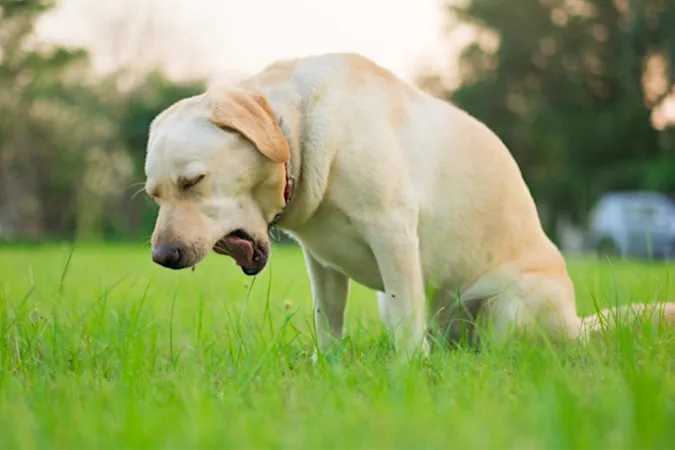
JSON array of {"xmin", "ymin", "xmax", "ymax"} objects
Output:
[
  {"xmin": 434, "ymin": 0, "xmax": 675, "ymax": 234},
  {"xmin": 0, "ymin": 0, "xmax": 204, "ymax": 240}
]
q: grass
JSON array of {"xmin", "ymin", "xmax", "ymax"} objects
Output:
[{"xmin": 1, "ymin": 243, "xmax": 675, "ymax": 449}]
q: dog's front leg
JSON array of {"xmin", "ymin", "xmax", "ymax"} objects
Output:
[
  {"xmin": 302, "ymin": 247, "xmax": 350, "ymax": 360},
  {"xmin": 368, "ymin": 226, "xmax": 429, "ymax": 360}
]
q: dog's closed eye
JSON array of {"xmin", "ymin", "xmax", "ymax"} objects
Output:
[{"xmin": 179, "ymin": 174, "xmax": 205, "ymax": 190}]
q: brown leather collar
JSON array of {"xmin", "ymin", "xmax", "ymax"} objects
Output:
[{"xmin": 269, "ymin": 160, "xmax": 294, "ymax": 229}]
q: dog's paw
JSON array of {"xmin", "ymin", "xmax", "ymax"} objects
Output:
[
  {"xmin": 311, "ymin": 346, "xmax": 344, "ymax": 367},
  {"xmin": 396, "ymin": 337, "xmax": 430, "ymax": 364},
  {"xmin": 311, "ymin": 349, "xmax": 321, "ymax": 365}
]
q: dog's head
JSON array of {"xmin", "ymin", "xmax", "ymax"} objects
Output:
[{"xmin": 144, "ymin": 88, "xmax": 290, "ymax": 275}]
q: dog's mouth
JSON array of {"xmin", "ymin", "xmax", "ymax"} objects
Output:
[{"xmin": 213, "ymin": 229, "xmax": 269, "ymax": 276}]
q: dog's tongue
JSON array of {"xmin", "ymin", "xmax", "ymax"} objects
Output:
[{"xmin": 220, "ymin": 235, "xmax": 254, "ymax": 267}]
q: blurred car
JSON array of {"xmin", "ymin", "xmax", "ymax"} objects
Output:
[{"xmin": 587, "ymin": 191, "xmax": 675, "ymax": 260}]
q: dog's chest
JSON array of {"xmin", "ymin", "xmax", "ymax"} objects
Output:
[{"xmin": 292, "ymin": 206, "xmax": 384, "ymax": 291}]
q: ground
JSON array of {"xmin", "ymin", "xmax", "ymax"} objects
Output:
[{"xmin": 1, "ymin": 243, "xmax": 675, "ymax": 449}]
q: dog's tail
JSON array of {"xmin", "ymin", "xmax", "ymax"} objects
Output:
[{"xmin": 579, "ymin": 302, "xmax": 675, "ymax": 339}]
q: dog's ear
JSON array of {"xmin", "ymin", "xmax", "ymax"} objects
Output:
[{"xmin": 210, "ymin": 90, "xmax": 290, "ymax": 163}]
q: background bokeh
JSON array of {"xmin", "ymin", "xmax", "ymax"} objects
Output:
[{"xmin": 1, "ymin": 0, "xmax": 674, "ymax": 248}]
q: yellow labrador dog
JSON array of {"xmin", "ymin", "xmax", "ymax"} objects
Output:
[{"xmin": 145, "ymin": 53, "xmax": 675, "ymax": 359}]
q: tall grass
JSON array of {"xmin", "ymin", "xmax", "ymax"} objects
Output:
[{"xmin": 1, "ymin": 244, "xmax": 674, "ymax": 448}]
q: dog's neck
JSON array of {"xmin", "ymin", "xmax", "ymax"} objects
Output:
[
  {"xmin": 268, "ymin": 116, "xmax": 298, "ymax": 229},
  {"xmin": 268, "ymin": 159, "xmax": 295, "ymax": 228},
  {"xmin": 261, "ymin": 93, "xmax": 320, "ymax": 232}
]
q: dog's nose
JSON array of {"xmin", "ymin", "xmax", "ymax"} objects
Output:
[{"xmin": 152, "ymin": 244, "xmax": 184, "ymax": 269}]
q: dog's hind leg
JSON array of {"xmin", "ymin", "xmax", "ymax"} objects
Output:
[{"xmin": 479, "ymin": 272, "xmax": 582, "ymax": 344}]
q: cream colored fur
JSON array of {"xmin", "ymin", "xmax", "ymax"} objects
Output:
[{"xmin": 145, "ymin": 53, "xmax": 675, "ymax": 359}]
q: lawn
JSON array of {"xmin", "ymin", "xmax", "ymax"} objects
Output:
[{"xmin": 1, "ymin": 243, "xmax": 675, "ymax": 449}]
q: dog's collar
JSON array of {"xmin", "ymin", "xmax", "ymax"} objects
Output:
[
  {"xmin": 268, "ymin": 160, "xmax": 295, "ymax": 229},
  {"xmin": 268, "ymin": 116, "xmax": 295, "ymax": 230}
]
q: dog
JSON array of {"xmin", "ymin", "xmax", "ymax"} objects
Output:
[{"xmin": 144, "ymin": 53, "xmax": 675, "ymax": 359}]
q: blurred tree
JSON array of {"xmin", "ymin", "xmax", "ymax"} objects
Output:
[
  {"xmin": 0, "ymin": 0, "xmax": 204, "ymax": 241},
  {"xmin": 431, "ymin": 0, "xmax": 675, "ymax": 238},
  {"xmin": 0, "ymin": 0, "xmax": 97, "ymax": 238}
]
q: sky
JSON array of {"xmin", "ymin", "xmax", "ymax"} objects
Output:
[
  {"xmin": 33, "ymin": 0, "xmax": 675, "ymax": 126},
  {"xmin": 36, "ymin": 0, "xmax": 471, "ymax": 84}
]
